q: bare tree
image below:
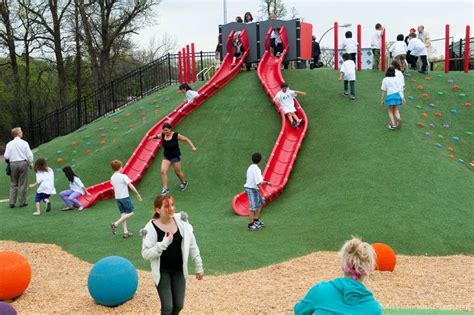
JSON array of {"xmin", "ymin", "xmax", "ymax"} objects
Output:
[
  {"xmin": 134, "ymin": 33, "xmax": 177, "ymax": 64},
  {"xmin": 75, "ymin": 0, "xmax": 160, "ymax": 89},
  {"xmin": 19, "ymin": 0, "xmax": 72, "ymax": 107},
  {"xmin": 259, "ymin": 0, "xmax": 287, "ymax": 20}
]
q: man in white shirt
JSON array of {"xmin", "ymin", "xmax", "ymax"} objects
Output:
[
  {"xmin": 340, "ymin": 31, "xmax": 358, "ymax": 63},
  {"xmin": 370, "ymin": 23, "xmax": 385, "ymax": 70},
  {"xmin": 4, "ymin": 127, "xmax": 34, "ymax": 208},
  {"xmin": 407, "ymin": 33, "xmax": 428, "ymax": 74},
  {"xmin": 417, "ymin": 25, "xmax": 433, "ymax": 58},
  {"xmin": 389, "ymin": 34, "xmax": 408, "ymax": 72}
]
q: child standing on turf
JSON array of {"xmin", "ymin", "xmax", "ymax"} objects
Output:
[
  {"xmin": 391, "ymin": 60, "xmax": 405, "ymax": 101},
  {"xmin": 339, "ymin": 53, "xmax": 356, "ymax": 100},
  {"xmin": 244, "ymin": 152, "xmax": 272, "ymax": 231},
  {"xmin": 340, "ymin": 31, "xmax": 358, "ymax": 62},
  {"xmin": 29, "ymin": 158, "xmax": 56, "ymax": 216},
  {"xmin": 389, "ymin": 34, "xmax": 408, "ymax": 72},
  {"xmin": 179, "ymin": 83, "xmax": 199, "ymax": 105},
  {"xmin": 381, "ymin": 66, "xmax": 404, "ymax": 130},
  {"xmin": 110, "ymin": 160, "xmax": 142, "ymax": 238},
  {"xmin": 60, "ymin": 166, "xmax": 90, "ymax": 211},
  {"xmin": 273, "ymin": 82, "xmax": 306, "ymax": 128}
]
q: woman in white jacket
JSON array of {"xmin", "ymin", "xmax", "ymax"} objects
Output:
[{"xmin": 141, "ymin": 195, "xmax": 203, "ymax": 315}]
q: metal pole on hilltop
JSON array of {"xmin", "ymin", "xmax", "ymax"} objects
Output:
[{"xmin": 223, "ymin": 0, "xmax": 227, "ymax": 24}]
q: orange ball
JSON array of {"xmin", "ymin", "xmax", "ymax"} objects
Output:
[
  {"xmin": 0, "ymin": 252, "xmax": 32, "ymax": 300},
  {"xmin": 371, "ymin": 243, "xmax": 397, "ymax": 272}
]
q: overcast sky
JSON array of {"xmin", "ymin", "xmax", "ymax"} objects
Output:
[{"xmin": 132, "ymin": 0, "xmax": 473, "ymax": 56}]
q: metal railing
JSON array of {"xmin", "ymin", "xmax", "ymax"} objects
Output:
[{"xmin": 29, "ymin": 51, "xmax": 215, "ymax": 147}]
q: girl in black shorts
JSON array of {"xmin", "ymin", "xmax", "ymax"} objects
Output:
[{"xmin": 150, "ymin": 123, "xmax": 197, "ymax": 195}]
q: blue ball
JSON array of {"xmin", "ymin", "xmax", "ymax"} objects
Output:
[
  {"xmin": 87, "ymin": 256, "xmax": 138, "ymax": 307},
  {"xmin": 0, "ymin": 302, "xmax": 17, "ymax": 315}
]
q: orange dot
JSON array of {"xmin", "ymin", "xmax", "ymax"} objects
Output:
[
  {"xmin": 86, "ymin": 149, "xmax": 91, "ymax": 154},
  {"xmin": 56, "ymin": 157, "xmax": 64, "ymax": 164},
  {"xmin": 99, "ymin": 141, "xmax": 106, "ymax": 145}
]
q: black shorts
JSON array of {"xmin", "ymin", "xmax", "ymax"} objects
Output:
[{"xmin": 163, "ymin": 156, "xmax": 181, "ymax": 163}]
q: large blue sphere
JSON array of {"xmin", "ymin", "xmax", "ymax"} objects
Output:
[{"xmin": 87, "ymin": 256, "xmax": 138, "ymax": 307}]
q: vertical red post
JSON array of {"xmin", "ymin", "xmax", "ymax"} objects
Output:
[
  {"xmin": 445, "ymin": 24, "xmax": 450, "ymax": 73},
  {"xmin": 191, "ymin": 43, "xmax": 196, "ymax": 82},
  {"xmin": 334, "ymin": 21, "xmax": 339, "ymax": 70},
  {"xmin": 185, "ymin": 45, "xmax": 191, "ymax": 83},
  {"xmin": 381, "ymin": 28, "xmax": 386, "ymax": 72},
  {"xmin": 357, "ymin": 24, "xmax": 362, "ymax": 71},
  {"xmin": 181, "ymin": 47, "xmax": 187, "ymax": 83},
  {"xmin": 178, "ymin": 50, "xmax": 183, "ymax": 83},
  {"xmin": 464, "ymin": 25, "xmax": 470, "ymax": 73}
]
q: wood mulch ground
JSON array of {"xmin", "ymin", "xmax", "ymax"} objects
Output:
[{"xmin": 2, "ymin": 241, "xmax": 473, "ymax": 314}]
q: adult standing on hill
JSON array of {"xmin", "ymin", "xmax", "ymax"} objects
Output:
[
  {"xmin": 149, "ymin": 123, "xmax": 197, "ymax": 196},
  {"xmin": 4, "ymin": 127, "xmax": 34, "ymax": 208},
  {"xmin": 417, "ymin": 25, "xmax": 432, "ymax": 59},
  {"xmin": 370, "ymin": 23, "xmax": 385, "ymax": 70}
]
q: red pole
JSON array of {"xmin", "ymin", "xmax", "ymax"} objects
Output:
[
  {"xmin": 191, "ymin": 43, "xmax": 196, "ymax": 82},
  {"xmin": 381, "ymin": 28, "xmax": 386, "ymax": 72},
  {"xmin": 182, "ymin": 47, "xmax": 187, "ymax": 83},
  {"xmin": 334, "ymin": 21, "xmax": 339, "ymax": 70},
  {"xmin": 185, "ymin": 45, "xmax": 191, "ymax": 83},
  {"xmin": 178, "ymin": 50, "xmax": 183, "ymax": 83},
  {"xmin": 464, "ymin": 25, "xmax": 470, "ymax": 73},
  {"xmin": 357, "ymin": 24, "xmax": 362, "ymax": 71},
  {"xmin": 445, "ymin": 24, "xmax": 450, "ymax": 73}
]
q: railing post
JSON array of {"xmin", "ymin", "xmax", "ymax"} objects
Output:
[
  {"xmin": 464, "ymin": 25, "xmax": 470, "ymax": 73},
  {"xmin": 139, "ymin": 67, "xmax": 144, "ymax": 98},
  {"xmin": 191, "ymin": 43, "xmax": 196, "ymax": 82},
  {"xmin": 357, "ymin": 24, "xmax": 362, "ymax": 71},
  {"xmin": 185, "ymin": 44, "xmax": 191, "ymax": 83},
  {"xmin": 381, "ymin": 28, "xmax": 386, "ymax": 72},
  {"xmin": 200, "ymin": 51, "xmax": 204, "ymax": 81},
  {"xmin": 77, "ymin": 98, "xmax": 81, "ymax": 129},
  {"xmin": 111, "ymin": 82, "xmax": 116, "ymax": 112},
  {"xmin": 445, "ymin": 24, "xmax": 450, "ymax": 73},
  {"xmin": 167, "ymin": 53, "xmax": 172, "ymax": 85},
  {"xmin": 334, "ymin": 21, "xmax": 338, "ymax": 70},
  {"xmin": 178, "ymin": 51, "xmax": 183, "ymax": 83}
]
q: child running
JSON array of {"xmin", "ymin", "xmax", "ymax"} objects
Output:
[
  {"xmin": 110, "ymin": 160, "xmax": 142, "ymax": 238},
  {"xmin": 273, "ymin": 82, "xmax": 306, "ymax": 128},
  {"xmin": 29, "ymin": 158, "xmax": 56, "ymax": 216},
  {"xmin": 60, "ymin": 166, "xmax": 90, "ymax": 211},
  {"xmin": 381, "ymin": 66, "xmax": 404, "ymax": 130},
  {"xmin": 339, "ymin": 53, "xmax": 357, "ymax": 100},
  {"xmin": 244, "ymin": 152, "xmax": 272, "ymax": 231},
  {"xmin": 179, "ymin": 83, "xmax": 199, "ymax": 105}
]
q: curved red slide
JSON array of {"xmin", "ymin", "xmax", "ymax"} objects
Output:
[
  {"xmin": 231, "ymin": 26, "xmax": 308, "ymax": 216},
  {"xmin": 77, "ymin": 30, "xmax": 249, "ymax": 209}
]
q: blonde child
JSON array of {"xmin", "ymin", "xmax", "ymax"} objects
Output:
[
  {"xmin": 29, "ymin": 158, "xmax": 56, "ymax": 216},
  {"xmin": 273, "ymin": 82, "xmax": 306, "ymax": 128},
  {"xmin": 381, "ymin": 66, "xmax": 404, "ymax": 130},
  {"xmin": 339, "ymin": 53, "xmax": 356, "ymax": 100},
  {"xmin": 110, "ymin": 160, "xmax": 142, "ymax": 238}
]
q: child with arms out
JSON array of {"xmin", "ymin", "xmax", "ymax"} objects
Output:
[
  {"xmin": 110, "ymin": 160, "xmax": 142, "ymax": 238},
  {"xmin": 273, "ymin": 82, "xmax": 306, "ymax": 128}
]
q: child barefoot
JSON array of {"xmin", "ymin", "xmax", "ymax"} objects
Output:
[
  {"xmin": 110, "ymin": 160, "xmax": 142, "ymax": 238},
  {"xmin": 60, "ymin": 166, "xmax": 91, "ymax": 211},
  {"xmin": 273, "ymin": 82, "xmax": 306, "ymax": 129},
  {"xmin": 381, "ymin": 66, "xmax": 404, "ymax": 130},
  {"xmin": 29, "ymin": 158, "xmax": 56, "ymax": 216}
]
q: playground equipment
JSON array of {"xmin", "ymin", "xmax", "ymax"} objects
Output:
[
  {"xmin": 232, "ymin": 26, "xmax": 308, "ymax": 216},
  {"xmin": 178, "ymin": 43, "xmax": 197, "ymax": 84},
  {"xmin": 77, "ymin": 29, "xmax": 249, "ymax": 208},
  {"xmin": 87, "ymin": 256, "xmax": 138, "ymax": 307},
  {"xmin": 371, "ymin": 243, "xmax": 397, "ymax": 272},
  {"xmin": 0, "ymin": 252, "xmax": 32, "ymax": 301}
]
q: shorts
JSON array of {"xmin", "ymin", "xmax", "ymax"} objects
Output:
[
  {"xmin": 385, "ymin": 92, "xmax": 403, "ymax": 107},
  {"xmin": 281, "ymin": 104, "xmax": 296, "ymax": 114},
  {"xmin": 116, "ymin": 197, "xmax": 134, "ymax": 214},
  {"xmin": 163, "ymin": 156, "xmax": 181, "ymax": 163},
  {"xmin": 244, "ymin": 188, "xmax": 264, "ymax": 211},
  {"xmin": 35, "ymin": 193, "xmax": 50, "ymax": 203}
]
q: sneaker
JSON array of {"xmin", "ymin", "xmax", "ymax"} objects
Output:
[
  {"xmin": 77, "ymin": 206, "xmax": 84, "ymax": 211},
  {"xmin": 296, "ymin": 119, "xmax": 303, "ymax": 126},
  {"xmin": 418, "ymin": 70, "xmax": 427, "ymax": 74},
  {"xmin": 179, "ymin": 181, "xmax": 189, "ymax": 191},
  {"xmin": 248, "ymin": 223, "xmax": 262, "ymax": 231},
  {"xmin": 19, "ymin": 203, "xmax": 28, "ymax": 207},
  {"xmin": 110, "ymin": 223, "xmax": 118, "ymax": 235},
  {"xmin": 160, "ymin": 187, "xmax": 169, "ymax": 195},
  {"xmin": 388, "ymin": 124, "xmax": 397, "ymax": 130},
  {"xmin": 123, "ymin": 232, "xmax": 134, "ymax": 239},
  {"xmin": 276, "ymin": 52, "xmax": 281, "ymax": 57},
  {"xmin": 46, "ymin": 202, "xmax": 51, "ymax": 212},
  {"xmin": 9, "ymin": 204, "xmax": 15, "ymax": 208},
  {"xmin": 255, "ymin": 219, "xmax": 265, "ymax": 227},
  {"xmin": 342, "ymin": 92, "xmax": 349, "ymax": 97},
  {"xmin": 62, "ymin": 206, "xmax": 74, "ymax": 211},
  {"xmin": 350, "ymin": 96, "xmax": 356, "ymax": 101},
  {"xmin": 397, "ymin": 119, "xmax": 402, "ymax": 129},
  {"xmin": 291, "ymin": 120, "xmax": 297, "ymax": 129}
]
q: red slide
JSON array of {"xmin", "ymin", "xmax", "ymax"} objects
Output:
[
  {"xmin": 77, "ymin": 30, "xmax": 249, "ymax": 209},
  {"xmin": 231, "ymin": 26, "xmax": 308, "ymax": 216}
]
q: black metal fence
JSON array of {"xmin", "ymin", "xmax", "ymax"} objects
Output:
[{"xmin": 30, "ymin": 51, "xmax": 216, "ymax": 147}]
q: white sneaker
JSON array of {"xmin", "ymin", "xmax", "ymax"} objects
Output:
[{"xmin": 161, "ymin": 187, "xmax": 169, "ymax": 195}]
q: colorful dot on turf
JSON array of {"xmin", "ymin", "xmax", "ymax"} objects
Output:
[
  {"xmin": 428, "ymin": 103, "xmax": 435, "ymax": 108},
  {"xmin": 421, "ymin": 113, "xmax": 428, "ymax": 117},
  {"xmin": 438, "ymin": 135, "xmax": 444, "ymax": 139},
  {"xmin": 100, "ymin": 133, "xmax": 107, "ymax": 137},
  {"xmin": 443, "ymin": 123, "xmax": 449, "ymax": 128},
  {"xmin": 470, "ymin": 161, "xmax": 474, "ymax": 167},
  {"xmin": 435, "ymin": 113, "xmax": 443, "ymax": 117},
  {"xmin": 422, "ymin": 93, "xmax": 429, "ymax": 98},
  {"xmin": 450, "ymin": 108, "xmax": 458, "ymax": 113},
  {"xmin": 99, "ymin": 127, "xmax": 105, "ymax": 131},
  {"xmin": 99, "ymin": 141, "xmax": 106, "ymax": 145},
  {"xmin": 435, "ymin": 143, "xmax": 443, "ymax": 148},
  {"xmin": 449, "ymin": 154, "xmax": 455, "ymax": 159},
  {"xmin": 424, "ymin": 76, "xmax": 431, "ymax": 81},
  {"xmin": 417, "ymin": 122, "xmax": 424, "ymax": 127},
  {"xmin": 86, "ymin": 149, "xmax": 91, "ymax": 155},
  {"xmin": 113, "ymin": 119, "xmax": 119, "ymax": 123},
  {"xmin": 465, "ymin": 102, "xmax": 472, "ymax": 107},
  {"xmin": 71, "ymin": 141, "xmax": 77, "ymax": 146},
  {"xmin": 458, "ymin": 159, "xmax": 464, "ymax": 164},
  {"xmin": 56, "ymin": 167, "xmax": 62, "ymax": 172},
  {"xmin": 437, "ymin": 91, "xmax": 444, "ymax": 96},
  {"xmin": 85, "ymin": 142, "xmax": 91, "ymax": 147},
  {"xmin": 452, "ymin": 85, "xmax": 460, "ymax": 90},
  {"xmin": 410, "ymin": 79, "xmax": 417, "ymax": 83},
  {"xmin": 417, "ymin": 85, "xmax": 423, "ymax": 90},
  {"xmin": 141, "ymin": 112, "xmax": 146, "ymax": 117},
  {"xmin": 56, "ymin": 150, "xmax": 62, "ymax": 155},
  {"xmin": 416, "ymin": 105, "xmax": 422, "ymax": 109},
  {"xmin": 72, "ymin": 150, "xmax": 77, "ymax": 155},
  {"xmin": 112, "ymin": 126, "xmax": 118, "ymax": 130},
  {"xmin": 125, "ymin": 113, "xmax": 132, "ymax": 117},
  {"xmin": 448, "ymin": 147, "xmax": 454, "ymax": 152},
  {"xmin": 452, "ymin": 136, "xmax": 460, "ymax": 141},
  {"xmin": 466, "ymin": 131, "xmax": 473, "ymax": 135},
  {"xmin": 56, "ymin": 157, "xmax": 64, "ymax": 164},
  {"xmin": 408, "ymin": 96, "xmax": 415, "ymax": 100},
  {"xmin": 459, "ymin": 93, "xmax": 465, "ymax": 97},
  {"xmin": 447, "ymin": 79, "xmax": 454, "ymax": 83},
  {"xmin": 437, "ymin": 74, "xmax": 443, "ymax": 78},
  {"xmin": 128, "ymin": 124, "xmax": 134, "ymax": 129},
  {"xmin": 429, "ymin": 123, "xmax": 436, "ymax": 128},
  {"xmin": 424, "ymin": 132, "xmax": 432, "ymax": 137}
]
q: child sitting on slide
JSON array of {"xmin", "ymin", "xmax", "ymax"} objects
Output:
[
  {"xmin": 273, "ymin": 82, "xmax": 306, "ymax": 128},
  {"xmin": 179, "ymin": 83, "xmax": 199, "ymax": 106},
  {"xmin": 231, "ymin": 31, "xmax": 244, "ymax": 66}
]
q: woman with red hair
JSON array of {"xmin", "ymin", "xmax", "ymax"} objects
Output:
[{"xmin": 141, "ymin": 195, "xmax": 203, "ymax": 315}]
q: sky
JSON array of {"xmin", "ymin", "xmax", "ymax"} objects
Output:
[{"xmin": 132, "ymin": 0, "xmax": 474, "ymax": 57}]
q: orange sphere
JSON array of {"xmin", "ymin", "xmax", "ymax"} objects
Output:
[
  {"xmin": 0, "ymin": 252, "xmax": 32, "ymax": 300},
  {"xmin": 371, "ymin": 243, "xmax": 397, "ymax": 272}
]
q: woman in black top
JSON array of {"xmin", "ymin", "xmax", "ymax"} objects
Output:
[{"xmin": 150, "ymin": 122, "xmax": 196, "ymax": 195}]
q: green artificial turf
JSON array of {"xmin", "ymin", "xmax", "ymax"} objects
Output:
[{"xmin": 0, "ymin": 70, "xmax": 473, "ymax": 276}]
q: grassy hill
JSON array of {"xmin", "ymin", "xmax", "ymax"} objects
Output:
[{"xmin": 0, "ymin": 69, "xmax": 472, "ymax": 275}]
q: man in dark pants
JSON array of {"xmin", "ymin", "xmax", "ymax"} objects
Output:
[
  {"xmin": 310, "ymin": 36, "xmax": 322, "ymax": 69},
  {"xmin": 4, "ymin": 127, "xmax": 34, "ymax": 208}
]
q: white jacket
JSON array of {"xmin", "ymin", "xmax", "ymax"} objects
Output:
[{"xmin": 140, "ymin": 212, "xmax": 203, "ymax": 285}]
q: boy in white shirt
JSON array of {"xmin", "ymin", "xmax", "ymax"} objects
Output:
[
  {"xmin": 338, "ymin": 53, "xmax": 357, "ymax": 100},
  {"xmin": 340, "ymin": 31, "xmax": 358, "ymax": 62},
  {"xmin": 389, "ymin": 34, "xmax": 408, "ymax": 72},
  {"xmin": 273, "ymin": 82, "xmax": 307, "ymax": 128},
  {"xmin": 407, "ymin": 33, "xmax": 428, "ymax": 74},
  {"xmin": 370, "ymin": 23, "xmax": 385, "ymax": 70},
  {"xmin": 110, "ymin": 160, "xmax": 142, "ymax": 238},
  {"xmin": 243, "ymin": 152, "xmax": 272, "ymax": 231}
]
